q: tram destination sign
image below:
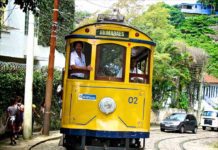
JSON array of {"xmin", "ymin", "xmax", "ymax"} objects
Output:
[{"xmin": 96, "ymin": 29, "xmax": 129, "ymax": 38}]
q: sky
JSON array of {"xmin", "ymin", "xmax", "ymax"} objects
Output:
[{"xmin": 76, "ymin": 0, "xmax": 198, "ymax": 13}]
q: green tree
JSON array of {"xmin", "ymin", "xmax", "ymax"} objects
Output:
[
  {"xmin": 0, "ymin": 0, "xmax": 38, "ymax": 13},
  {"xmin": 163, "ymin": 4, "xmax": 185, "ymax": 28},
  {"xmin": 179, "ymin": 15, "xmax": 215, "ymax": 35},
  {"xmin": 0, "ymin": 0, "xmax": 38, "ymax": 35},
  {"xmin": 178, "ymin": 15, "xmax": 218, "ymax": 77},
  {"xmin": 75, "ymin": 11, "xmax": 91, "ymax": 25},
  {"xmin": 0, "ymin": 0, "xmax": 8, "ymax": 8},
  {"xmin": 0, "ymin": 64, "xmax": 62, "ymax": 130},
  {"xmin": 130, "ymin": 2, "xmax": 179, "ymax": 52},
  {"xmin": 198, "ymin": 0, "xmax": 218, "ymax": 13},
  {"xmin": 152, "ymin": 44, "xmax": 191, "ymax": 109},
  {"xmin": 130, "ymin": 2, "xmax": 191, "ymax": 109},
  {"xmin": 76, "ymin": 11, "xmax": 96, "ymax": 27},
  {"xmin": 38, "ymin": 0, "xmax": 75, "ymax": 53},
  {"xmin": 112, "ymin": 0, "xmax": 143, "ymax": 23}
]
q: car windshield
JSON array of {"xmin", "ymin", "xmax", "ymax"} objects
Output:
[
  {"xmin": 165, "ymin": 113, "xmax": 186, "ymax": 121},
  {"xmin": 202, "ymin": 111, "xmax": 216, "ymax": 117}
]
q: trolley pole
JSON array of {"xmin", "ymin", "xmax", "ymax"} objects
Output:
[{"xmin": 43, "ymin": 0, "xmax": 59, "ymax": 135}]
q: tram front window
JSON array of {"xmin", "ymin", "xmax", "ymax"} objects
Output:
[
  {"xmin": 130, "ymin": 46, "xmax": 150, "ymax": 84},
  {"xmin": 95, "ymin": 43, "xmax": 126, "ymax": 81},
  {"xmin": 69, "ymin": 41, "xmax": 92, "ymax": 79}
]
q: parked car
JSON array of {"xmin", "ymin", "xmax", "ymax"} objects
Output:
[
  {"xmin": 160, "ymin": 113, "xmax": 198, "ymax": 134},
  {"xmin": 201, "ymin": 110, "xmax": 218, "ymax": 131}
]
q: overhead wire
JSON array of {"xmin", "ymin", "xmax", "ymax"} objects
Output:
[
  {"xmin": 3, "ymin": 5, "xmax": 16, "ymax": 24},
  {"xmin": 85, "ymin": 0, "xmax": 112, "ymax": 9},
  {"xmin": 4, "ymin": 7, "xmax": 19, "ymax": 11}
]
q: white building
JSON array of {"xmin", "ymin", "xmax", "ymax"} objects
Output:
[
  {"xmin": 180, "ymin": 3, "xmax": 213, "ymax": 15},
  {"xmin": 202, "ymin": 74, "xmax": 218, "ymax": 110},
  {"xmin": 0, "ymin": 1, "xmax": 65, "ymax": 69}
]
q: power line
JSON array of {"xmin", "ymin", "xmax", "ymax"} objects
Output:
[
  {"xmin": 85, "ymin": 0, "xmax": 111, "ymax": 9},
  {"xmin": 4, "ymin": 7, "xmax": 19, "ymax": 11},
  {"xmin": 3, "ymin": 5, "xmax": 16, "ymax": 24}
]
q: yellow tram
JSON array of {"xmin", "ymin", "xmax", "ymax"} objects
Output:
[{"xmin": 60, "ymin": 14, "xmax": 156, "ymax": 150}]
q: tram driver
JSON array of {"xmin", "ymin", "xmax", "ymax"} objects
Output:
[{"xmin": 70, "ymin": 41, "xmax": 92, "ymax": 79}]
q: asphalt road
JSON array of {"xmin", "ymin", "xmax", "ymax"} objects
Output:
[{"xmin": 31, "ymin": 128, "xmax": 218, "ymax": 150}]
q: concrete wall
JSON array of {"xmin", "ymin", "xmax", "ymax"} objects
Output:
[{"xmin": 150, "ymin": 108, "xmax": 197, "ymax": 124}]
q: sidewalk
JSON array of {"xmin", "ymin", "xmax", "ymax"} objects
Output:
[{"xmin": 0, "ymin": 131, "xmax": 61, "ymax": 150}]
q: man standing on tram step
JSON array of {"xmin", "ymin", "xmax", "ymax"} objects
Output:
[{"xmin": 70, "ymin": 41, "xmax": 92, "ymax": 79}]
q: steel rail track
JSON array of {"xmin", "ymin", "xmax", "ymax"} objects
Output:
[{"xmin": 179, "ymin": 136, "xmax": 218, "ymax": 150}]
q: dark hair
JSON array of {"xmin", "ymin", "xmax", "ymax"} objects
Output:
[
  {"xmin": 10, "ymin": 98, "xmax": 16, "ymax": 105},
  {"xmin": 15, "ymin": 96, "xmax": 22, "ymax": 103},
  {"xmin": 41, "ymin": 100, "xmax": 45, "ymax": 107},
  {"xmin": 73, "ymin": 41, "xmax": 83, "ymax": 49}
]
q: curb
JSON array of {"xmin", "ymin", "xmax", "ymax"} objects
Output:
[
  {"xmin": 28, "ymin": 136, "xmax": 62, "ymax": 150},
  {"xmin": 0, "ymin": 131, "xmax": 61, "ymax": 150}
]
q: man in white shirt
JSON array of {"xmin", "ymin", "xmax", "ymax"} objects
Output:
[{"xmin": 70, "ymin": 41, "xmax": 92, "ymax": 78}]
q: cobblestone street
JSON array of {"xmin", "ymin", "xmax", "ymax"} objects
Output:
[{"xmin": 28, "ymin": 128, "xmax": 218, "ymax": 150}]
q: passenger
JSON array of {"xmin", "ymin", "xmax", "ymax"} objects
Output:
[
  {"xmin": 130, "ymin": 58, "xmax": 143, "ymax": 74},
  {"xmin": 117, "ymin": 58, "xmax": 143, "ymax": 82},
  {"xmin": 70, "ymin": 41, "xmax": 92, "ymax": 79},
  {"xmin": 7, "ymin": 98, "xmax": 18, "ymax": 145}
]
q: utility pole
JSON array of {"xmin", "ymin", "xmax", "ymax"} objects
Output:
[
  {"xmin": 23, "ymin": 11, "xmax": 34, "ymax": 139},
  {"xmin": 197, "ymin": 62, "xmax": 205, "ymax": 123},
  {"xmin": 43, "ymin": 0, "xmax": 59, "ymax": 135}
]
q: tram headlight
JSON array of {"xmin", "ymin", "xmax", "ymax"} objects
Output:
[{"xmin": 99, "ymin": 97, "xmax": 116, "ymax": 114}]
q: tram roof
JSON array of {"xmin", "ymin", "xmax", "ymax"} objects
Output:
[{"xmin": 65, "ymin": 22, "xmax": 156, "ymax": 46}]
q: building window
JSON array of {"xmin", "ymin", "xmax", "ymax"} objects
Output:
[
  {"xmin": 24, "ymin": 11, "xmax": 29, "ymax": 35},
  {"xmin": 187, "ymin": 5, "xmax": 192, "ymax": 9}
]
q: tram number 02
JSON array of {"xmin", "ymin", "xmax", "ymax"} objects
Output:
[{"xmin": 128, "ymin": 97, "xmax": 138, "ymax": 104}]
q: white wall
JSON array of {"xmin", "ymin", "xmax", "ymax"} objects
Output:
[
  {"xmin": 36, "ymin": 45, "xmax": 65, "ymax": 69},
  {"xmin": 0, "ymin": 1, "xmax": 65, "ymax": 68},
  {"xmin": 0, "ymin": 1, "xmax": 26, "ymax": 58}
]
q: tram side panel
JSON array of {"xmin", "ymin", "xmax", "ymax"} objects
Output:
[{"xmin": 61, "ymin": 80, "xmax": 152, "ymax": 135}]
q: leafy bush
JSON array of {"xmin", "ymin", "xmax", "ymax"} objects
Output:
[
  {"xmin": 152, "ymin": 101, "xmax": 163, "ymax": 110},
  {"xmin": 178, "ymin": 15, "xmax": 218, "ymax": 77},
  {"xmin": 178, "ymin": 93, "xmax": 189, "ymax": 111},
  {"xmin": 0, "ymin": 63, "xmax": 62, "ymax": 130}
]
